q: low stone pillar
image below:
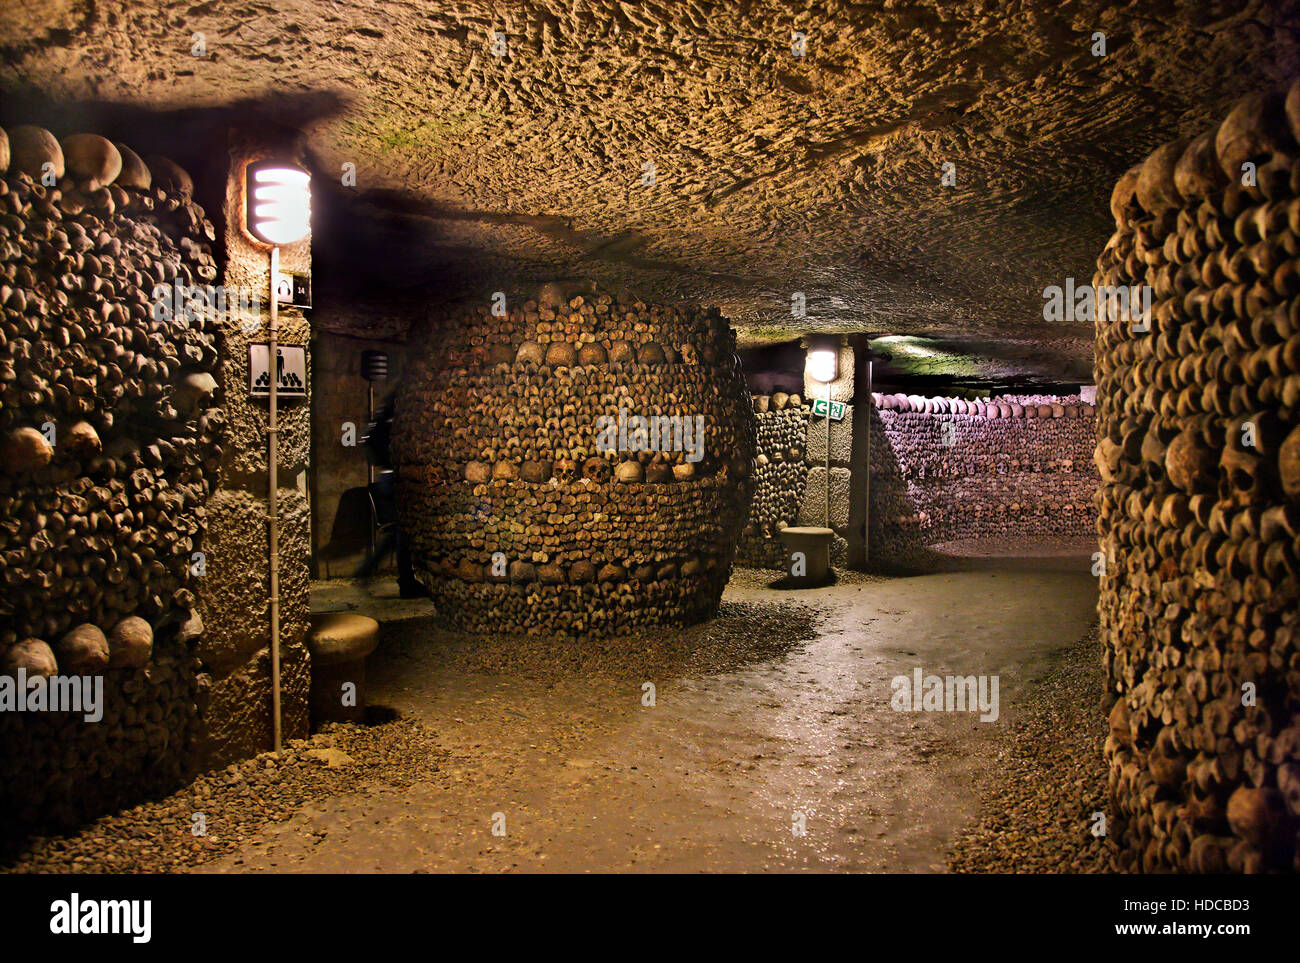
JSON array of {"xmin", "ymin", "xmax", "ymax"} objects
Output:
[
  {"xmin": 778, "ymin": 526, "xmax": 834, "ymax": 586},
  {"xmin": 307, "ymin": 614, "xmax": 380, "ymax": 728}
]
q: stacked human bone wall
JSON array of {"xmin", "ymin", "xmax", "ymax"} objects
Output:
[
  {"xmin": 735, "ymin": 384, "xmax": 1097, "ymax": 570},
  {"xmin": 0, "ymin": 125, "xmax": 220, "ymax": 826},
  {"xmin": 391, "ymin": 288, "xmax": 756, "ymax": 636},
  {"xmin": 868, "ymin": 392, "xmax": 1098, "ymax": 564},
  {"xmin": 1096, "ymin": 82, "xmax": 1300, "ymax": 872},
  {"xmin": 737, "ymin": 392, "xmax": 808, "ymax": 568}
]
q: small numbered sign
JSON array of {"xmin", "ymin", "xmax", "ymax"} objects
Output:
[{"xmin": 274, "ymin": 271, "xmax": 312, "ymax": 308}]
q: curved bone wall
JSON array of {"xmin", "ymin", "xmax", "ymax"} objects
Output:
[
  {"xmin": 0, "ymin": 126, "xmax": 221, "ymax": 825},
  {"xmin": 1096, "ymin": 84, "xmax": 1300, "ymax": 872},
  {"xmin": 392, "ymin": 290, "xmax": 756, "ymax": 636}
]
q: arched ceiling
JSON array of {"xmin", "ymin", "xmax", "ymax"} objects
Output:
[{"xmin": 3, "ymin": 0, "xmax": 1299, "ymax": 382}]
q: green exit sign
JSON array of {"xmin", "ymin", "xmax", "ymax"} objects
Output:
[{"xmin": 812, "ymin": 399, "xmax": 846, "ymax": 421}]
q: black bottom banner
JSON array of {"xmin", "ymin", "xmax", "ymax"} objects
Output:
[{"xmin": 0, "ymin": 872, "xmax": 1284, "ymax": 951}]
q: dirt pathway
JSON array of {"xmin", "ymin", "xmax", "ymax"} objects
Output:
[{"xmin": 205, "ymin": 559, "xmax": 1097, "ymax": 873}]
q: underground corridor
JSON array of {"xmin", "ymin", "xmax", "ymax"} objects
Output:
[{"xmin": 0, "ymin": 0, "xmax": 1299, "ymax": 915}]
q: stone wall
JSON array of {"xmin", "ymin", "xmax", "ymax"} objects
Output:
[
  {"xmin": 1096, "ymin": 83, "xmax": 1300, "ymax": 873},
  {"xmin": 194, "ymin": 130, "xmax": 312, "ymax": 769},
  {"xmin": 392, "ymin": 285, "xmax": 755, "ymax": 636},
  {"xmin": 309, "ymin": 331, "xmax": 409, "ymax": 578},
  {"xmin": 0, "ymin": 126, "xmax": 220, "ymax": 827},
  {"xmin": 868, "ymin": 392, "xmax": 1098, "ymax": 565}
]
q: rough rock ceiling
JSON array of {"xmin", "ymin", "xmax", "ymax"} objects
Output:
[{"xmin": 3, "ymin": 0, "xmax": 1300, "ymax": 383}]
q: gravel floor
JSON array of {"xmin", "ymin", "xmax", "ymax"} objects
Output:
[
  {"xmin": 1, "ymin": 594, "xmax": 821, "ymax": 874},
  {"xmin": 724, "ymin": 567, "xmax": 884, "ymax": 591},
  {"xmin": 196, "ymin": 565, "xmax": 1098, "ymax": 873},
  {"xmin": 1, "ymin": 719, "xmax": 448, "ymax": 873},
  {"xmin": 2, "ymin": 566, "xmax": 1106, "ymax": 874},
  {"xmin": 947, "ymin": 625, "xmax": 1122, "ymax": 873},
  {"xmin": 378, "ymin": 598, "xmax": 822, "ymax": 682}
]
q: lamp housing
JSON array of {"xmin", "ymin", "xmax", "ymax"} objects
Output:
[
  {"xmin": 245, "ymin": 160, "xmax": 311, "ymax": 247},
  {"xmin": 807, "ymin": 346, "xmax": 839, "ymax": 383}
]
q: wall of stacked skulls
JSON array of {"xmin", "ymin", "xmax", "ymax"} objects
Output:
[
  {"xmin": 734, "ymin": 386, "xmax": 1096, "ymax": 571},
  {"xmin": 868, "ymin": 392, "xmax": 1098, "ymax": 564},
  {"xmin": 0, "ymin": 125, "xmax": 222, "ymax": 826},
  {"xmin": 392, "ymin": 288, "xmax": 756, "ymax": 637},
  {"xmin": 736, "ymin": 391, "xmax": 808, "ymax": 568},
  {"xmin": 1097, "ymin": 83, "xmax": 1300, "ymax": 873}
]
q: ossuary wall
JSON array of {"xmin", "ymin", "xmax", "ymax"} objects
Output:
[
  {"xmin": 737, "ymin": 392, "xmax": 809, "ymax": 569},
  {"xmin": 0, "ymin": 125, "xmax": 221, "ymax": 827},
  {"xmin": 869, "ymin": 392, "xmax": 1098, "ymax": 564},
  {"xmin": 1097, "ymin": 82, "xmax": 1300, "ymax": 872},
  {"xmin": 735, "ymin": 387, "xmax": 1097, "ymax": 571},
  {"xmin": 392, "ymin": 287, "xmax": 755, "ymax": 637}
]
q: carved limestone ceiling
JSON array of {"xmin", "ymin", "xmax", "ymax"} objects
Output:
[{"xmin": 2, "ymin": 0, "xmax": 1300, "ymax": 382}]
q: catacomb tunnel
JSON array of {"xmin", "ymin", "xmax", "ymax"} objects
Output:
[{"xmin": 1, "ymin": 0, "xmax": 1299, "ymax": 907}]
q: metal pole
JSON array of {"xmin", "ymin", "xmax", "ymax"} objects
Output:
[
  {"xmin": 268, "ymin": 245, "xmax": 282, "ymax": 751},
  {"xmin": 825, "ymin": 379, "xmax": 831, "ymax": 529},
  {"xmin": 367, "ymin": 379, "xmax": 376, "ymax": 558},
  {"xmin": 367, "ymin": 381, "xmax": 375, "ymax": 473},
  {"xmin": 864, "ymin": 358, "xmax": 873, "ymax": 568}
]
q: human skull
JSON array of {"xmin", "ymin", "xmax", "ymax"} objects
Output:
[
  {"xmin": 582, "ymin": 456, "xmax": 611, "ymax": 483},
  {"xmin": 553, "ymin": 458, "xmax": 579, "ymax": 483}
]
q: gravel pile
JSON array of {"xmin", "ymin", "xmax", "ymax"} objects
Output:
[
  {"xmin": 1, "ymin": 718, "xmax": 447, "ymax": 874},
  {"xmin": 724, "ymin": 567, "xmax": 883, "ymax": 591},
  {"xmin": 379, "ymin": 598, "xmax": 823, "ymax": 682},
  {"xmin": 947, "ymin": 625, "xmax": 1123, "ymax": 873}
]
